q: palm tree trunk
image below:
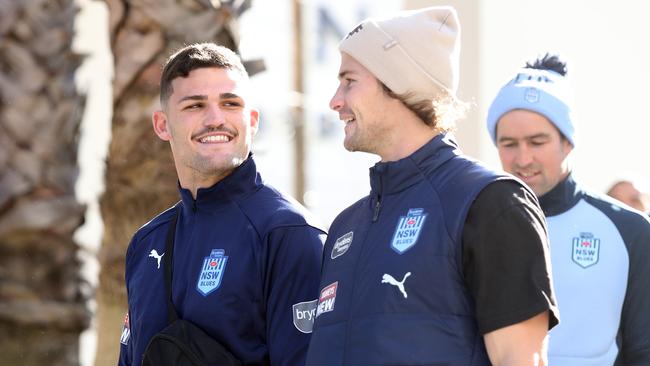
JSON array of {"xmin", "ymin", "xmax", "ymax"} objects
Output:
[
  {"xmin": 0, "ymin": 0, "xmax": 89, "ymax": 365},
  {"xmin": 95, "ymin": 1, "xmax": 252, "ymax": 364}
]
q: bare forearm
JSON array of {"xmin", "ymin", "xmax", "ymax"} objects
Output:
[{"xmin": 484, "ymin": 311, "xmax": 549, "ymax": 366}]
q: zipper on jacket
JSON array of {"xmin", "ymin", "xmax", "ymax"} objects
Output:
[
  {"xmin": 371, "ymin": 171, "xmax": 383, "ymax": 222},
  {"xmin": 372, "ymin": 197, "xmax": 382, "ymax": 222},
  {"xmin": 192, "ymin": 199, "xmax": 197, "ymax": 212}
]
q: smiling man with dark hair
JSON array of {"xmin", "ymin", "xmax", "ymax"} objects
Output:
[{"xmin": 117, "ymin": 42, "xmax": 325, "ymax": 366}]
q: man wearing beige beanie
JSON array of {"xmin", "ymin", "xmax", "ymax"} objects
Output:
[{"xmin": 306, "ymin": 6, "xmax": 559, "ymax": 366}]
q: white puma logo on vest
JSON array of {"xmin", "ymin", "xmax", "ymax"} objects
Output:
[
  {"xmin": 149, "ymin": 249, "xmax": 164, "ymax": 269},
  {"xmin": 382, "ymin": 272, "xmax": 411, "ymax": 298}
]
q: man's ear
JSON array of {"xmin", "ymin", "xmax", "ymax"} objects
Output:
[
  {"xmin": 152, "ymin": 110, "xmax": 171, "ymax": 141},
  {"xmin": 561, "ymin": 137, "xmax": 573, "ymax": 156},
  {"xmin": 249, "ymin": 108, "xmax": 260, "ymax": 136}
]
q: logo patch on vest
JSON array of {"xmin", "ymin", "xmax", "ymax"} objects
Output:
[
  {"xmin": 196, "ymin": 249, "xmax": 228, "ymax": 296},
  {"xmin": 391, "ymin": 208, "xmax": 427, "ymax": 254},
  {"xmin": 572, "ymin": 232, "xmax": 600, "ymax": 268},
  {"xmin": 316, "ymin": 282, "xmax": 338, "ymax": 318},
  {"xmin": 381, "ymin": 272, "xmax": 412, "ymax": 299},
  {"xmin": 119, "ymin": 312, "xmax": 130, "ymax": 345},
  {"xmin": 331, "ymin": 231, "xmax": 353, "ymax": 259},
  {"xmin": 292, "ymin": 299, "xmax": 318, "ymax": 333}
]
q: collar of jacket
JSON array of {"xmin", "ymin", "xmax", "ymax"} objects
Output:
[
  {"xmin": 178, "ymin": 153, "xmax": 262, "ymax": 213},
  {"xmin": 369, "ymin": 133, "xmax": 460, "ymax": 197},
  {"xmin": 538, "ymin": 173, "xmax": 582, "ymax": 217}
]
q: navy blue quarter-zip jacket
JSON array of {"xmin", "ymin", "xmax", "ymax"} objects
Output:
[{"xmin": 118, "ymin": 157, "xmax": 325, "ymax": 366}]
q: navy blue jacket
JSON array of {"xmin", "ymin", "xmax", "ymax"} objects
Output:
[
  {"xmin": 307, "ymin": 135, "xmax": 517, "ymax": 365},
  {"xmin": 118, "ymin": 157, "xmax": 325, "ymax": 365}
]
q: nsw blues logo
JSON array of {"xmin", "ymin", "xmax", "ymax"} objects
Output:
[
  {"xmin": 572, "ymin": 232, "xmax": 600, "ymax": 268},
  {"xmin": 391, "ymin": 208, "xmax": 427, "ymax": 254},
  {"xmin": 196, "ymin": 249, "xmax": 228, "ymax": 296}
]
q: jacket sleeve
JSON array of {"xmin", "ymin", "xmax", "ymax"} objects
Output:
[
  {"xmin": 264, "ymin": 225, "xmax": 324, "ymax": 366},
  {"xmin": 616, "ymin": 217, "xmax": 650, "ymax": 365}
]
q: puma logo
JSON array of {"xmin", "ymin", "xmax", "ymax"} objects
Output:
[
  {"xmin": 149, "ymin": 249, "xmax": 164, "ymax": 269},
  {"xmin": 382, "ymin": 272, "xmax": 411, "ymax": 299}
]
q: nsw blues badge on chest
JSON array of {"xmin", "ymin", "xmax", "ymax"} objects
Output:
[
  {"xmin": 572, "ymin": 232, "xmax": 600, "ymax": 268},
  {"xmin": 391, "ymin": 208, "xmax": 427, "ymax": 254},
  {"xmin": 197, "ymin": 249, "xmax": 228, "ymax": 296}
]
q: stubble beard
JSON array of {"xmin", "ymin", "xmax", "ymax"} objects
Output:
[
  {"xmin": 188, "ymin": 151, "xmax": 247, "ymax": 182},
  {"xmin": 344, "ymin": 124, "xmax": 384, "ymax": 156},
  {"xmin": 343, "ymin": 126, "xmax": 370, "ymax": 153}
]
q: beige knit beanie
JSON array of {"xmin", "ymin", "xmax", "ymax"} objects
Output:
[{"xmin": 339, "ymin": 6, "xmax": 460, "ymax": 104}]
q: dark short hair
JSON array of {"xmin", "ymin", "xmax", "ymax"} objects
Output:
[
  {"xmin": 159, "ymin": 43, "xmax": 248, "ymax": 106},
  {"xmin": 381, "ymin": 83, "xmax": 465, "ymax": 133},
  {"xmin": 525, "ymin": 52, "xmax": 569, "ymax": 143},
  {"xmin": 525, "ymin": 52, "xmax": 567, "ymax": 76}
]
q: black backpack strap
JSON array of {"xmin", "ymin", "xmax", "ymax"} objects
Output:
[{"xmin": 164, "ymin": 206, "xmax": 180, "ymax": 324}]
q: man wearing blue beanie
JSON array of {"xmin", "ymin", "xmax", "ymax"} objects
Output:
[{"xmin": 487, "ymin": 53, "xmax": 650, "ymax": 365}]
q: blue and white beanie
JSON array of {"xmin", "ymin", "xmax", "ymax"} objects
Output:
[{"xmin": 486, "ymin": 68, "xmax": 576, "ymax": 146}]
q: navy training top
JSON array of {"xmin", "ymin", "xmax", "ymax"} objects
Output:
[{"xmin": 118, "ymin": 156, "xmax": 325, "ymax": 365}]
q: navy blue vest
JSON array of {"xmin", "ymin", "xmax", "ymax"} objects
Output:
[{"xmin": 307, "ymin": 135, "xmax": 507, "ymax": 365}]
